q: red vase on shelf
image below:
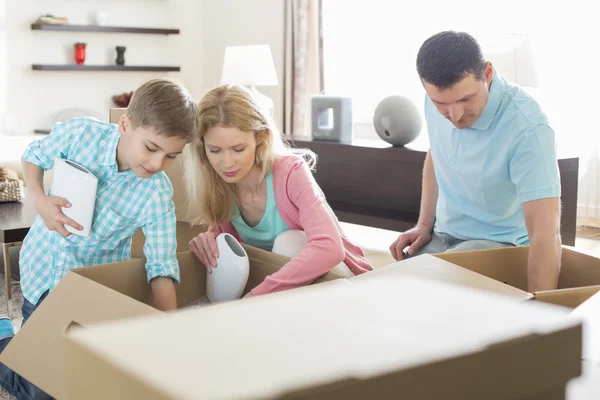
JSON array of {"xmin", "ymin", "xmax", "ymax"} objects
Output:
[{"xmin": 74, "ymin": 43, "xmax": 86, "ymax": 65}]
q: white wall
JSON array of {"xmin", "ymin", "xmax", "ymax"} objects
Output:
[
  {"xmin": 200, "ymin": 0, "xmax": 285, "ymax": 129},
  {"xmin": 2, "ymin": 0, "xmax": 203, "ymax": 135},
  {"xmin": 1, "ymin": 0, "xmax": 286, "ymax": 136}
]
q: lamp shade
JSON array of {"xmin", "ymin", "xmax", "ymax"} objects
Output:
[
  {"xmin": 481, "ymin": 33, "xmax": 539, "ymax": 88},
  {"xmin": 220, "ymin": 44, "xmax": 279, "ymax": 87}
]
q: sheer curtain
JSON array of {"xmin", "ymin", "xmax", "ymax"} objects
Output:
[
  {"xmin": 283, "ymin": 0, "xmax": 324, "ymax": 138},
  {"xmin": 322, "ymin": 0, "xmax": 600, "ymax": 225},
  {"xmin": 0, "ymin": 0, "xmax": 6, "ymax": 135}
]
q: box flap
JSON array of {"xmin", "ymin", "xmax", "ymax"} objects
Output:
[
  {"xmin": 65, "ymin": 276, "xmax": 580, "ymax": 400},
  {"xmin": 434, "ymin": 247, "xmax": 530, "ymax": 291},
  {"xmin": 350, "ymin": 254, "xmax": 532, "ymax": 300},
  {"xmin": 559, "ymin": 246, "xmax": 600, "ymax": 289},
  {"xmin": 0, "ymin": 246, "xmax": 297, "ymax": 399},
  {"xmin": 435, "ymin": 246, "xmax": 600, "ymax": 293},
  {"xmin": 534, "ymin": 285, "xmax": 600, "ymax": 308},
  {"xmin": 0, "ymin": 270, "xmax": 160, "ymax": 399},
  {"xmin": 570, "ymin": 290, "xmax": 600, "ymax": 362}
]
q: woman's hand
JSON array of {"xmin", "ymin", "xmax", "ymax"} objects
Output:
[{"xmin": 189, "ymin": 231, "xmax": 219, "ymax": 272}]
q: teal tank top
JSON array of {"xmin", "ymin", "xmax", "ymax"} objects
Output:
[{"xmin": 231, "ymin": 172, "xmax": 289, "ymax": 251}]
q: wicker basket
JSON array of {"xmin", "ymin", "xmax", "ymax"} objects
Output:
[{"xmin": 0, "ymin": 167, "xmax": 25, "ymax": 203}]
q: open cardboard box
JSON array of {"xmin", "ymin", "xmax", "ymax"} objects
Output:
[
  {"xmin": 0, "ymin": 245, "xmax": 344, "ymax": 399},
  {"xmin": 62, "ymin": 274, "xmax": 583, "ymax": 400},
  {"xmin": 353, "ymin": 246, "xmax": 600, "ymax": 364},
  {"xmin": 352, "ymin": 246, "xmax": 600, "ymax": 303}
]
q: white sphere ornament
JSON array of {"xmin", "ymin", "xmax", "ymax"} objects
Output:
[
  {"xmin": 206, "ymin": 233, "xmax": 250, "ymax": 303},
  {"xmin": 373, "ymin": 95, "xmax": 422, "ymax": 147}
]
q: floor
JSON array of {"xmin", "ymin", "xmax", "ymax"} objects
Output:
[{"xmin": 0, "ymin": 225, "xmax": 599, "ymax": 399}]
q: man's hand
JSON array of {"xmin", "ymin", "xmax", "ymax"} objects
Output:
[
  {"xmin": 34, "ymin": 195, "xmax": 83, "ymax": 237},
  {"xmin": 389, "ymin": 224, "xmax": 433, "ymax": 261}
]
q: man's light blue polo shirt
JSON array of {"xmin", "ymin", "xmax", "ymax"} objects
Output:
[{"xmin": 425, "ymin": 70, "xmax": 560, "ymax": 245}]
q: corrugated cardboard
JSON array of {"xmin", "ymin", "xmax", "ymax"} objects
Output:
[
  {"xmin": 534, "ymin": 286, "xmax": 600, "ymax": 308},
  {"xmin": 570, "ymin": 291, "xmax": 600, "ymax": 362},
  {"xmin": 350, "ymin": 254, "xmax": 533, "ymax": 301},
  {"xmin": 433, "ymin": 245, "xmax": 600, "ymax": 295},
  {"xmin": 535, "ymin": 286, "xmax": 600, "ymax": 363},
  {"xmin": 356, "ymin": 246, "xmax": 600, "ymax": 304},
  {"xmin": 64, "ymin": 276, "xmax": 582, "ymax": 400},
  {"xmin": 0, "ymin": 246, "xmax": 342, "ymax": 399},
  {"xmin": 109, "ymin": 108, "xmax": 195, "ymax": 223}
]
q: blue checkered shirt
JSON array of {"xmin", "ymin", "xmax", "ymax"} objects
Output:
[{"xmin": 20, "ymin": 117, "xmax": 179, "ymax": 304}]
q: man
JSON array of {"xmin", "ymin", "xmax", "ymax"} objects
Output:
[{"xmin": 389, "ymin": 31, "xmax": 561, "ymax": 292}]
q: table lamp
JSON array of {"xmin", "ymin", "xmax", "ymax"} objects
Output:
[{"xmin": 220, "ymin": 44, "xmax": 279, "ymax": 116}]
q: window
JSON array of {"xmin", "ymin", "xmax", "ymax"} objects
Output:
[{"xmin": 322, "ymin": 0, "xmax": 599, "ymax": 149}]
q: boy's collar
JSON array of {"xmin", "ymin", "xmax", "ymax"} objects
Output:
[{"xmin": 102, "ymin": 127, "xmax": 121, "ymax": 167}]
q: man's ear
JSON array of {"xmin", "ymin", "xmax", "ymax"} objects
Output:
[{"xmin": 485, "ymin": 61, "xmax": 493, "ymax": 88}]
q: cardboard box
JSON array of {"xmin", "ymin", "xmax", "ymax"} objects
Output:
[
  {"xmin": 353, "ymin": 246, "xmax": 600, "ymax": 302},
  {"xmin": 534, "ymin": 286, "xmax": 600, "ymax": 363},
  {"xmin": 0, "ymin": 246, "xmax": 343, "ymax": 399},
  {"xmin": 570, "ymin": 290, "xmax": 600, "ymax": 362},
  {"xmin": 350, "ymin": 253, "xmax": 534, "ymax": 301},
  {"xmin": 110, "ymin": 108, "xmax": 195, "ymax": 223},
  {"xmin": 434, "ymin": 246, "xmax": 600, "ymax": 295},
  {"xmin": 64, "ymin": 275, "xmax": 582, "ymax": 400},
  {"xmin": 354, "ymin": 246, "xmax": 600, "ymax": 365}
]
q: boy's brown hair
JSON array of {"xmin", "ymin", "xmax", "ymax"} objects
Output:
[{"xmin": 127, "ymin": 78, "xmax": 197, "ymax": 141}]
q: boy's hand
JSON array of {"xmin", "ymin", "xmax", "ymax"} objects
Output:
[
  {"xmin": 189, "ymin": 232, "xmax": 219, "ymax": 273},
  {"xmin": 34, "ymin": 195, "xmax": 83, "ymax": 237},
  {"xmin": 151, "ymin": 277, "xmax": 177, "ymax": 311}
]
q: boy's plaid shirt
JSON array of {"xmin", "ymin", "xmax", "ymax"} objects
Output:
[{"xmin": 20, "ymin": 118, "xmax": 179, "ymax": 304}]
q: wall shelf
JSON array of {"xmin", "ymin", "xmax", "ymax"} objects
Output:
[
  {"xmin": 31, "ymin": 23, "xmax": 179, "ymax": 35},
  {"xmin": 32, "ymin": 65, "xmax": 180, "ymax": 72}
]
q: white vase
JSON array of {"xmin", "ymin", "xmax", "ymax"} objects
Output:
[
  {"xmin": 206, "ymin": 233, "xmax": 250, "ymax": 303},
  {"xmin": 48, "ymin": 158, "xmax": 98, "ymax": 237}
]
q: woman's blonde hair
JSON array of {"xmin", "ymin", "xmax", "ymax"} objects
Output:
[{"xmin": 185, "ymin": 84, "xmax": 315, "ymax": 226}]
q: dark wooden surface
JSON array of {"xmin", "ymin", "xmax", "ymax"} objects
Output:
[
  {"xmin": 290, "ymin": 137, "xmax": 579, "ymax": 246},
  {"xmin": 31, "ymin": 24, "xmax": 179, "ymax": 35},
  {"xmin": 32, "ymin": 65, "xmax": 180, "ymax": 72},
  {"xmin": 0, "ymin": 196, "xmax": 36, "ymax": 244}
]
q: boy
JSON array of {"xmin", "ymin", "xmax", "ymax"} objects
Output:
[{"xmin": 0, "ymin": 78, "xmax": 197, "ymax": 399}]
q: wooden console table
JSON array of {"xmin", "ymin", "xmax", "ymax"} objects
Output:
[
  {"xmin": 289, "ymin": 137, "xmax": 579, "ymax": 246},
  {"xmin": 0, "ymin": 196, "xmax": 36, "ymax": 310}
]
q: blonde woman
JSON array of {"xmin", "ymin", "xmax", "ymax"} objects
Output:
[{"xmin": 186, "ymin": 85, "xmax": 373, "ymax": 297}]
